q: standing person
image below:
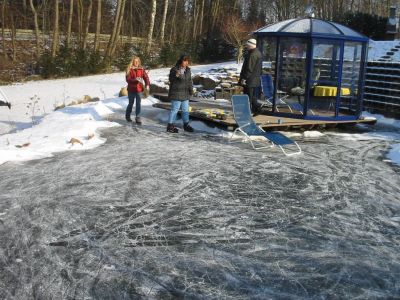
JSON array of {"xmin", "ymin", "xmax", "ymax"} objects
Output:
[
  {"xmin": 0, "ymin": 88, "xmax": 11, "ymax": 109},
  {"xmin": 239, "ymin": 38, "xmax": 262, "ymax": 115},
  {"xmin": 166, "ymin": 55, "xmax": 194, "ymax": 133},
  {"xmin": 125, "ymin": 56, "xmax": 150, "ymax": 124}
]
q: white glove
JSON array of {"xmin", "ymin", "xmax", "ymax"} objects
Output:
[{"xmin": 240, "ymin": 79, "xmax": 246, "ymax": 86}]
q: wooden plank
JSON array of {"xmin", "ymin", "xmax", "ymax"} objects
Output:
[{"xmin": 152, "ymin": 102, "xmax": 376, "ymax": 131}]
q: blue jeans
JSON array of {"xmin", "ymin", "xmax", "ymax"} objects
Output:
[
  {"xmin": 168, "ymin": 100, "xmax": 189, "ymax": 124},
  {"xmin": 126, "ymin": 91, "xmax": 142, "ymax": 118}
]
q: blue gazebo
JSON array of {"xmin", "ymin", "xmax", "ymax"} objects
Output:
[{"xmin": 254, "ymin": 17, "xmax": 369, "ymax": 120}]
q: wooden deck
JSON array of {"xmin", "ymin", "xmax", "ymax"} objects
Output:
[{"xmin": 153, "ymin": 99, "xmax": 377, "ymax": 131}]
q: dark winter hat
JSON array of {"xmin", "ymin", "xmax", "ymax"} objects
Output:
[{"xmin": 176, "ymin": 54, "xmax": 190, "ymax": 66}]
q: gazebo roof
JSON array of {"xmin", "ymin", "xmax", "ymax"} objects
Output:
[{"xmin": 255, "ymin": 18, "xmax": 369, "ymax": 41}]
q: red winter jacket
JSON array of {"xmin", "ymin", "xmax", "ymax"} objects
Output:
[{"xmin": 126, "ymin": 67, "xmax": 150, "ymax": 93}]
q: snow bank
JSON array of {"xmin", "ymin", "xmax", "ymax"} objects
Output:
[{"xmin": 368, "ymin": 40, "xmax": 400, "ymax": 61}]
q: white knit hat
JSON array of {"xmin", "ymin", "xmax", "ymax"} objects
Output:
[{"xmin": 246, "ymin": 38, "xmax": 257, "ymax": 46}]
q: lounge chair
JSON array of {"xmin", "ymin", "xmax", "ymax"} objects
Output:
[
  {"xmin": 258, "ymin": 74, "xmax": 293, "ymax": 112},
  {"xmin": 230, "ymin": 94, "xmax": 301, "ymax": 156}
]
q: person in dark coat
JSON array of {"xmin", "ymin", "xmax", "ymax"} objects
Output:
[
  {"xmin": 0, "ymin": 101, "xmax": 11, "ymax": 109},
  {"xmin": 166, "ymin": 55, "xmax": 194, "ymax": 133},
  {"xmin": 0, "ymin": 89, "xmax": 11, "ymax": 109},
  {"xmin": 239, "ymin": 38, "xmax": 262, "ymax": 114}
]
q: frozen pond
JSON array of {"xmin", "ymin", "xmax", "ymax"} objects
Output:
[{"xmin": 0, "ymin": 116, "xmax": 399, "ymax": 299}]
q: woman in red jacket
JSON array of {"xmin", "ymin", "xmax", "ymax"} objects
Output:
[{"xmin": 125, "ymin": 56, "xmax": 150, "ymax": 124}]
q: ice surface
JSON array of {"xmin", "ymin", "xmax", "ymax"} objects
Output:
[{"xmin": 0, "ymin": 115, "xmax": 399, "ymax": 299}]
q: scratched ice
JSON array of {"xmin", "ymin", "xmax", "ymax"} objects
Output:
[{"xmin": 0, "ymin": 117, "xmax": 399, "ymax": 299}]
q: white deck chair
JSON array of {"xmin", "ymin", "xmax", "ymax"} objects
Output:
[{"xmin": 230, "ymin": 94, "xmax": 301, "ymax": 156}]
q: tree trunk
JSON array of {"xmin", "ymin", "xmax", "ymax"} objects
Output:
[
  {"xmin": 192, "ymin": 0, "xmax": 198, "ymax": 40},
  {"xmin": 77, "ymin": 0, "xmax": 83, "ymax": 46},
  {"xmin": 10, "ymin": 10, "xmax": 16, "ymax": 61},
  {"xmin": 66, "ymin": 0, "xmax": 74, "ymax": 47},
  {"xmin": 110, "ymin": 0, "xmax": 126, "ymax": 58},
  {"xmin": 104, "ymin": 0, "xmax": 122, "ymax": 58},
  {"xmin": 160, "ymin": 0, "xmax": 168, "ymax": 46},
  {"xmin": 198, "ymin": 0, "xmax": 204, "ymax": 37},
  {"xmin": 1, "ymin": 0, "xmax": 6, "ymax": 59},
  {"xmin": 94, "ymin": 0, "xmax": 102, "ymax": 51},
  {"xmin": 104, "ymin": 0, "xmax": 126, "ymax": 60},
  {"xmin": 169, "ymin": 0, "xmax": 178, "ymax": 43},
  {"xmin": 51, "ymin": 0, "xmax": 59, "ymax": 57},
  {"xmin": 29, "ymin": 0, "xmax": 41, "ymax": 59},
  {"xmin": 146, "ymin": 0, "xmax": 156, "ymax": 53},
  {"xmin": 82, "ymin": 0, "xmax": 93, "ymax": 49}
]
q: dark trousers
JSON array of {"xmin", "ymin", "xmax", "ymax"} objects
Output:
[
  {"xmin": 0, "ymin": 100, "xmax": 10, "ymax": 108},
  {"xmin": 243, "ymin": 86, "xmax": 261, "ymax": 113}
]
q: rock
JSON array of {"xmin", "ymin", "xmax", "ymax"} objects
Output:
[
  {"xmin": 82, "ymin": 95, "xmax": 92, "ymax": 103},
  {"xmin": 119, "ymin": 87, "xmax": 128, "ymax": 97},
  {"xmin": 54, "ymin": 103, "xmax": 65, "ymax": 111},
  {"xmin": 149, "ymin": 83, "xmax": 168, "ymax": 94},
  {"xmin": 68, "ymin": 138, "xmax": 83, "ymax": 146},
  {"xmin": 192, "ymin": 75, "xmax": 218, "ymax": 89},
  {"xmin": 15, "ymin": 142, "xmax": 30, "ymax": 148},
  {"xmin": 88, "ymin": 97, "xmax": 100, "ymax": 102}
]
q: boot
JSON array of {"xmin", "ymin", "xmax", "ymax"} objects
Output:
[
  {"xmin": 126, "ymin": 115, "xmax": 132, "ymax": 122},
  {"xmin": 183, "ymin": 123, "xmax": 194, "ymax": 132},
  {"xmin": 135, "ymin": 116, "xmax": 142, "ymax": 125},
  {"xmin": 166, "ymin": 123, "xmax": 179, "ymax": 133}
]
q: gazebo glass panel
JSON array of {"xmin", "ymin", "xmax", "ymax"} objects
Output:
[
  {"xmin": 258, "ymin": 19, "xmax": 295, "ymax": 33},
  {"xmin": 312, "ymin": 19, "xmax": 341, "ymax": 35},
  {"xmin": 277, "ymin": 37, "xmax": 309, "ymax": 116},
  {"xmin": 261, "ymin": 37, "xmax": 278, "ymax": 113},
  {"xmin": 331, "ymin": 23, "xmax": 366, "ymax": 39},
  {"xmin": 284, "ymin": 19, "xmax": 310, "ymax": 33},
  {"xmin": 308, "ymin": 41, "xmax": 342, "ymax": 117},
  {"xmin": 338, "ymin": 42, "xmax": 362, "ymax": 116}
]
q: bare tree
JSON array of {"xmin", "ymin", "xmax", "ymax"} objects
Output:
[
  {"xmin": 51, "ymin": 0, "xmax": 59, "ymax": 57},
  {"xmin": 10, "ymin": 7, "xmax": 16, "ymax": 61},
  {"xmin": 66, "ymin": 0, "xmax": 74, "ymax": 47},
  {"xmin": 146, "ymin": 0, "xmax": 156, "ymax": 53},
  {"xmin": 104, "ymin": 0, "xmax": 126, "ymax": 60},
  {"xmin": 77, "ymin": 0, "xmax": 83, "ymax": 45},
  {"xmin": 222, "ymin": 14, "xmax": 253, "ymax": 63},
  {"xmin": 110, "ymin": 0, "xmax": 126, "ymax": 57},
  {"xmin": 160, "ymin": 0, "xmax": 169, "ymax": 45},
  {"xmin": 94, "ymin": 0, "xmax": 102, "ymax": 51},
  {"xmin": 29, "ymin": 0, "xmax": 41, "ymax": 59},
  {"xmin": 1, "ymin": 0, "xmax": 7, "ymax": 59},
  {"xmin": 82, "ymin": 0, "xmax": 93, "ymax": 49},
  {"xmin": 169, "ymin": 0, "xmax": 178, "ymax": 43},
  {"xmin": 198, "ymin": 0, "xmax": 205, "ymax": 37}
]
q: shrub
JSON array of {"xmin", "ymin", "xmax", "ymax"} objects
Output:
[
  {"xmin": 38, "ymin": 47, "xmax": 106, "ymax": 78},
  {"xmin": 337, "ymin": 12, "xmax": 387, "ymax": 40}
]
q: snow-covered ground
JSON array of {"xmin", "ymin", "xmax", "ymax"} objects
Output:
[
  {"xmin": 0, "ymin": 61, "xmax": 399, "ymax": 166},
  {"xmin": 368, "ymin": 40, "xmax": 400, "ymax": 61}
]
